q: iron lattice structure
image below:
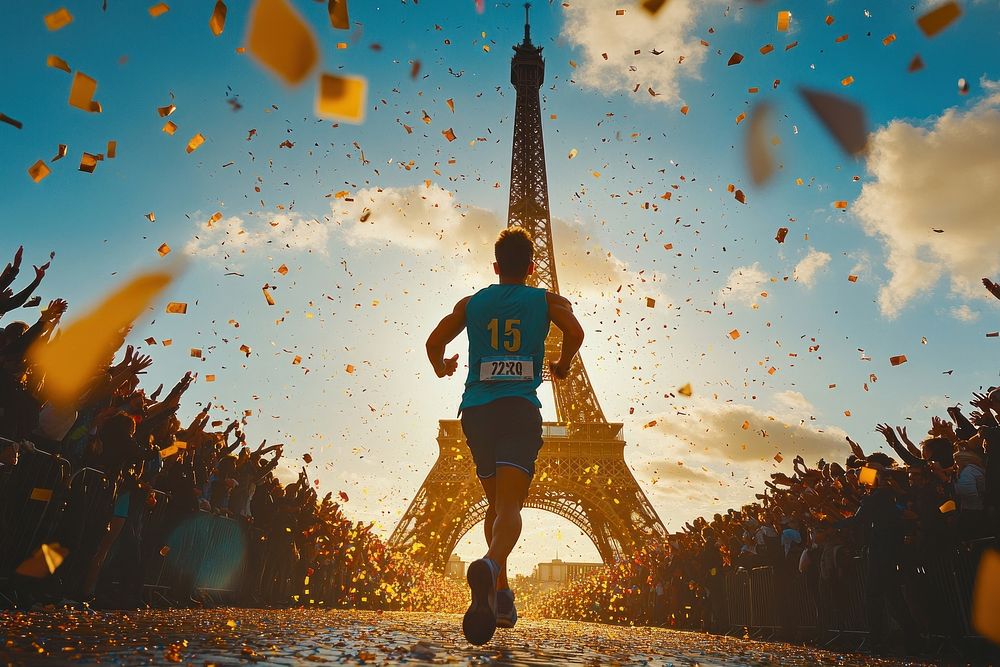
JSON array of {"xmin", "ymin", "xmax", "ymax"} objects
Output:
[{"xmin": 389, "ymin": 5, "xmax": 665, "ymax": 571}]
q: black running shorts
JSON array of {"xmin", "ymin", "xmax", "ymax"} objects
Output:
[{"xmin": 460, "ymin": 396, "xmax": 543, "ymax": 479}]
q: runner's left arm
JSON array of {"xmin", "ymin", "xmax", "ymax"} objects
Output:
[{"xmin": 426, "ymin": 296, "xmax": 470, "ymax": 378}]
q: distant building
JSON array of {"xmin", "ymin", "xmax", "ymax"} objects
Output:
[
  {"xmin": 533, "ymin": 558, "xmax": 603, "ymax": 591},
  {"xmin": 445, "ymin": 553, "xmax": 466, "ymax": 579}
]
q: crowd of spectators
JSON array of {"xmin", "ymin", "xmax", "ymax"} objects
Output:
[
  {"xmin": 0, "ymin": 246, "xmax": 465, "ymax": 613},
  {"xmin": 533, "ymin": 280, "xmax": 1000, "ymax": 656}
]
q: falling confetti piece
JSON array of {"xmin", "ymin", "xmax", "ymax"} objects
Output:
[
  {"xmin": 44, "ymin": 8, "xmax": 73, "ymax": 31},
  {"xmin": 799, "ymin": 88, "xmax": 868, "ymax": 156},
  {"xmin": 776, "ymin": 10, "xmax": 791, "ymax": 32},
  {"xmin": 882, "ymin": 33, "xmax": 896, "ymax": 46},
  {"xmin": 973, "ymin": 549, "xmax": 1000, "ymax": 643},
  {"xmin": 916, "ymin": 1, "xmax": 961, "ymax": 37},
  {"xmin": 859, "ymin": 467, "xmax": 877, "ymax": 486},
  {"xmin": 0, "ymin": 113, "xmax": 23, "ymax": 129},
  {"xmin": 303, "ymin": 453, "xmax": 313, "ymax": 464},
  {"xmin": 446, "ymin": 98, "xmax": 455, "ymax": 113},
  {"xmin": 316, "ymin": 73, "xmax": 367, "ymax": 123},
  {"xmin": 679, "ymin": 105, "xmax": 689, "ymax": 115},
  {"xmin": 157, "ymin": 243, "xmax": 171, "ymax": 256},
  {"xmin": 909, "ymin": 54, "xmax": 925, "ymax": 72},
  {"xmin": 345, "ymin": 364, "xmax": 355, "ymax": 373},
  {"xmin": 759, "ymin": 44, "xmax": 774, "ymax": 55},
  {"xmin": 148, "ymin": 3, "xmax": 170, "ymax": 17},
  {"xmin": 328, "ymin": 0, "xmax": 349, "ymax": 29},
  {"xmin": 774, "ymin": 453, "xmax": 783, "ymax": 463},
  {"xmin": 146, "ymin": 212, "xmax": 156, "ymax": 222},
  {"xmin": 28, "ymin": 160, "xmax": 51, "ymax": 183},
  {"xmin": 848, "ymin": 274, "xmax": 858, "ymax": 282},
  {"xmin": 841, "ymin": 75, "xmax": 855, "ymax": 86},
  {"xmin": 645, "ymin": 297, "xmax": 655, "ymax": 308},
  {"xmin": 277, "ymin": 264, "xmax": 289, "ymax": 275},
  {"xmin": 568, "ymin": 148, "xmax": 578, "ymax": 159},
  {"xmin": 727, "ymin": 52, "xmax": 744, "ymax": 66},
  {"xmin": 958, "ymin": 78, "xmax": 969, "ymax": 95},
  {"xmin": 186, "ymin": 133, "xmax": 205, "ymax": 153},
  {"xmin": 263, "ymin": 286, "xmax": 276, "ymax": 305},
  {"xmin": 69, "ymin": 72, "xmax": 101, "ymax": 113},
  {"xmin": 442, "ymin": 128, "xmax": 456, "ymax": 142},
  {"xmin": 165, "ymin": 302, "xmax": 187, "ymax": 314},
  {"xmin": 240, "ymin": 344, "xmax": 252, "ymax": 356},
  {"xmin": 107, "ymin": 141, "xmax": 117, "ymax": 158},
  {"xmin": 247, "ymin": 0, "xmax": 319, "ymax": 86},
  {"xmin": 29, "ymin": 268, "xmax": 178, "ymax": 406},
  {"xmin": 889, "ymin": 355, "xmax": 907, "ymax": 366},
  {"xmin": 746, "ymin": 103, "xmax": 775, "ymax": 186},
  {"xmin": 729, "ymin": 329, "xmax": 741, "ymax": 340},
  {"xmin": 158, "ymin": 104, "xmax": 176, "ymax": 117},
  {"xmin": 677, "ymin": 383, "xmax": 692, "ymax": 397},
  {"xmin": 46, "ymin": 55, "xmax": 71, "ymax": 73},
  {"xmin": 15, "ymin": 543, "xmax": 68, "ymax": 578},
  {"xmin": 775, "ymin": 227, "xmax": 788, "ymax": 243},
  {"xmin": 79, "ymin": 153, "xmax": 98, "ymax": 173},
  {"xmin": 940, "ymin": 500, "xmax": 957, "ymax": 513},
  {"xmin": 209, "ymin": 0, "xmax": 227, "ymax": 36},
  {"xmin": 190, "ymin": 348, "xmax": 202, "ymax": 358},
  {"xmin": 834, "ymin": 200, "xmax": 848, "ymax": 209}
]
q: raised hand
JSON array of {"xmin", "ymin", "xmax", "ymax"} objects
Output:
[
  {"xmin": 33, "ymin": 261, "xmax": 51, "ymax": 282},
  {"xmin": 847, "ymin": 435, "xmax": 867, "ymax": 459},
  {"xmin": 41, "ymin": 298, "xmax": 68, "ymax": 323},
  {"xmin": 929, "ymin": 416, "xmax": 956, "ymax": 441},
  {"xmin": 875, "ymin": 423, "xmax": 900, "ymax": 446},
  {"xmin": 13, "ymin": 246, "xmax": 23, "ymax": 270}
]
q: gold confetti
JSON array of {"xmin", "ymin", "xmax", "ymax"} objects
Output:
[
  {"xmin": 186, "ymin": 133, "xmax": 205, "ymax": 153},
  {"xmin": 882, "ymin": 33, "xmax": 896, "ymax": 46},
  {"xmin": 834, "ymin": 200, "xmax": 848, "ymax": 209},
  {"xmin": 973, "ymin": 548, "xmax": 1000, "ymax": 643},
  {"xmin": 69, "ymin": 72, "xmax": 101, "ymax": 113},
  {"xmin": 345, "ymin": 364, "xmax": 355, "ymax": 374},
  {"xmin": 165, "ymin": 302, "xmax": 188, "ymax": 314},
  {"xmin": 15, "ymin": 543, "xmax": 68, "ymax": 578},
  {"xmin": 916, "ymin": 1, "xmax": 961, "ymax": 37},
  {"xmin": 247, "ymin": 0, "xmax": 319, "ymax": 86},
  {"xmin": 645, "ymin": 297, "xmax": 655, "ymax": 308},
  {"xmin": 44, "ymin": 8, "xmax": 73, "ymax": 31},
  {"xmin": 677, "ymin": 383, "xmax": 692, "ymax": 397},
  {"xmin": 158, "ymin": 104, "xmax": 176, "ymax": 117},
  {"xmin": 107, "ymin": 140, "xmax": 117, "ymax": 158},
  {"xmin": 889, "ymin": 354, "xmax": 907, "ymax": 366},
  {"xmin": 442, "ymin": 128, "xmax": 457, "ymax": 142},
  {"xmin": 148, "ymin": 3, "xmax": 170, "ymax": 17},
  {"xmin": 157, "ymin": 243, "xmax": 171, "ymax": 256},
  {"xmin": 841, "ymin": 75, "xmax": 855, "ymax": 86},
  {"xmin": 29, "ymin": 269, "xmax": 177, "ymax": 407},
  {"xmin": 729, "ymin": 329, "xmax": 741, "ymax": 340},
  {"xmin": 776, "ymin": 10, "xmax": 791, "ymax": 32},
  {"xmin": 316, "ymin": 73, "xmax": 367, "ymax": 123},
  {"xmin": 79, "ymin": 153, "xmax": 98, "ymax": 173},
  {"xmin": 210, "ymin": 0, "xmax": 227, "ymax": 36},
  {"xmin": 859, "ymin": 467, "xmax": 877, "ymax": 486},
  {"xmin": 328, "ymin": 0, "xmax": 349, "ymax": 29},
  {"xmin": 28, "ymin": 160, "xmax": 51, "ymax": 183},
  {"xmin": 46, "ymin": 55, "xmax": 71, "ymax": 73},
  {"xmin": 263, "ymin": 286, "xmax": 276, "ymax": 306}
]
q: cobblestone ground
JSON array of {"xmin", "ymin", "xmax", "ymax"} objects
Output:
[{"xmin": 0, "ymin": 608, "xmax": 922, "ymax": 666}]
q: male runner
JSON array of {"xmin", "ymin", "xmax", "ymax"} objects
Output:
[{"xmin": 425, "ymin": 226, "xmax": 585, "ymax": 645}]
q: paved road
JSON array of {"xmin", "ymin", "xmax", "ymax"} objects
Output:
[{"xmin": 1, "ymin": 608, "xmax": 913, "ymax": 666}]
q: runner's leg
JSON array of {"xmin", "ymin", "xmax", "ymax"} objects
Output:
[
  {"xmin": 485, "ymin": 465, "xmax": 531, "ymax": 579},
  {"xmin": 479, "ymin": 476, "xmax": 509, "ymax": 590}
]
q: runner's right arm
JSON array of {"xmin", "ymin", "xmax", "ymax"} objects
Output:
[
  {"xmin": 546, "ymin": 292, "xmax": 584, "ymax": 380},
  {"xmin": 426, "ymin": 296, "xmax": 471, "ymax": 378}
]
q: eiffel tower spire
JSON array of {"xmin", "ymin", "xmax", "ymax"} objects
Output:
[{"xmin": 506, "ymin": 2, "xmax": 606, "ymax": 425}]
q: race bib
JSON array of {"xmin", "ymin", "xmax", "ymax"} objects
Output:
[{"xmin": 479, "ymin": 356, "xmax": 533, "ymax": 382}]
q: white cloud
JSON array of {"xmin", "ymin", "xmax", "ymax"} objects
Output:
[
  {"xmin": 185, "ymin": 213, "xmax": 330, "ymax": 259},
  {"xmin": 951, "ymin": 304, "xmax": 979, "ymax": 322},
  {"xmin": 793, "ymin": 248, "xmax": 831, "ymax": 287},
  {"xmin": 560, "ymin": 0, "xmax": 716, "ymax": 105},
  {"xmin": 773, "ymin": 390, "xmax": 816, "ymax": 420},
  {"xmin": 333, "ymin": 183, "xmax": 632, "ymax": 293},
  {"xmin": 645, "ymin": 398, "xmax": 847, "ymax": 465},
  {"xmin": 720, "ymin": 263, "xmax": 769, "ymax": 306},
  {"xmin": 854, "ymin": 83, "xmax": 1000, "ymax": 317}
]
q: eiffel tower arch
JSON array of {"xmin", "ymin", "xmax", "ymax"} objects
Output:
[{"xmin": 389, "ymin": 4, "xmax": 666, "ymax": 571}]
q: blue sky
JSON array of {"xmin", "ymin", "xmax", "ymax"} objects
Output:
[{"xmin": 2, "ymin": 0, "xmax": 999, "ymax": 573}]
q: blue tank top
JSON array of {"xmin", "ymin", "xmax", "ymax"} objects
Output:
[{"xmin": 459, "ymin": 284, "xmax": 550, "ymax": 413}]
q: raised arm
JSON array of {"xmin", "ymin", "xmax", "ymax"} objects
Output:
[
  {"xmin": 425, "ymin": 296, "xmax": 470, "ymax": 378},
  {"xmin": 546, "ymin": 292, "xmax": 584, "ymax": 380}
]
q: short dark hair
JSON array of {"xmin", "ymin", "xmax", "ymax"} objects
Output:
[{"xmin": 495, "ymin": 227, "xmax": 533, "ymax": 278}]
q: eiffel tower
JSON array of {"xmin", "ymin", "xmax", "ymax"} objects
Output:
[{"xmin": 388, "ymin": 4, "xmax": 665, "ymax": 571}]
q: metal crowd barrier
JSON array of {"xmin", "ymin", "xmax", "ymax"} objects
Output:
[
  {"xmin": 0, "ymin": 444, "xmax": 71, "ymax": 577},
  {"xmin": 723, "ymin": 539, "xmax": 995, "ymax": 642}
]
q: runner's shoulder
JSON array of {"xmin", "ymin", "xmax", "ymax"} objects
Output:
[{"xmin": 545, "ymin": 291, "xmax": 573, "ymax": 311}]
